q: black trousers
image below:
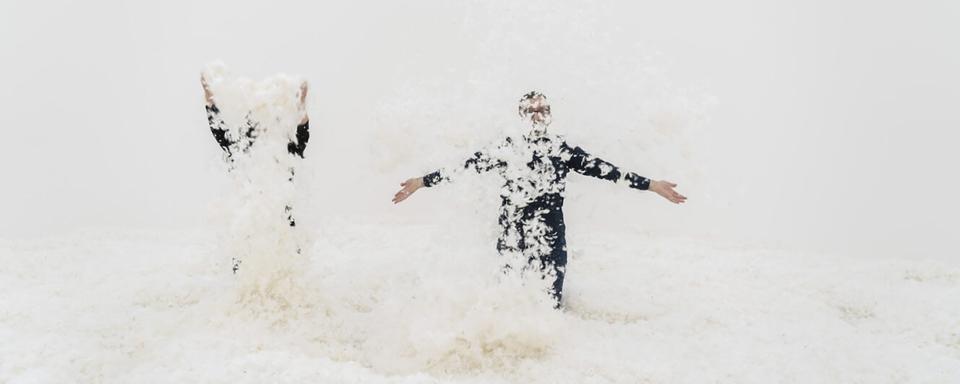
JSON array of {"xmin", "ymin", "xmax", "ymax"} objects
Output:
[{"xmin": 497, "ymin": 194, "xmax": 568, "ymax": 305}]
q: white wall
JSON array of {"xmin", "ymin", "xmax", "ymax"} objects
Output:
[{"xmin": 1, "ymin": 0, "xmax": 957, "ymax": 258}]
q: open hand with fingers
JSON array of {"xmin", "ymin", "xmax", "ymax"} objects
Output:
[
  {"xmin": 649, "ymin": 180, "xmax": 687, "ymax": 204},
  {"xmin": 392, "ymin": 177, "xmax": 424, "ymax": 204}
]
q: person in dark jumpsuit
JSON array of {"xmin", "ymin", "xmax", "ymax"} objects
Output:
[
  {"xmin": 201, "ymin": 75, "xmax": 310, "ymax": 273},
  {"xmin": 393, "ymin": 91, "xmax": 687, "ymax": 307}
]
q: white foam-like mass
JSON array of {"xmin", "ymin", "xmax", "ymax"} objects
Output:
[
  {"xmin": 2, "ymin": 4, "xmax": 958, "ymax": 380},
  {"xmin": 144, "ymin": 63, "xmax": 567, "ymax": 382},
  {"xmin": 202, "ymin": 62, "xmax": 309, "ymax": 307},
  {"xmin": 2, "ymin": 227, "xmax": 959, "ymax": 383},
  {"xmin": 3, "ymin": 60, "xmax": 958, "ymax": 384}
]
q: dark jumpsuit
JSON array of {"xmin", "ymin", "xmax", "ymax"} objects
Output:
[
  {"xmin": 205, "ymin": 104, "xmax": 309, "ymax": 164},
  {"xmin": 422, "ymin": 134, "xmax": 649, "ymax": 305},
  {"xmin": 205, "ymin": 103, "xmax": 309, "ymax": 272}
]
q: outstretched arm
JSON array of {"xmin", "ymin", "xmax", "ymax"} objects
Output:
[
  {"xmin": 393, "ymin": 141, "xmax": 506, "ymax": 204},
  {"xmin": 422, "ymin": 148, "xmax": 503, "ymax": 187},
  {"xmin": 562, "ymin": 142, "xmax": 686, "ymax": 204}
]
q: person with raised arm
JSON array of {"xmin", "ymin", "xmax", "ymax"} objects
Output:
[{"xmin": 201, "ymin": 74, "xmax": 310, "ymax": 273}]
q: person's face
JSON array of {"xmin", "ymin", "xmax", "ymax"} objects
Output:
[{"xmin": 520, "ymin": 96, "xmax": 551, "ymax": 126}]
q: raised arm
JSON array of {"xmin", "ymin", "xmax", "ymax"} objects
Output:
[
  {"xmin": 287, "ymin": 81, "xmax": 310, "ymax": 158},
  {"xmin": 201, "ymin": 74, "xmax": 215, "ymax": 106},
  {"xmin": 561, "ymin": 142, "xmax": 686, "ymax": 204},
  {"xmin": 393, "ymin": 141, "xmax": 506, "ymax": 204},
  {"xmin": 202, "ymin": 75, "xmax": 234, "ymax": 154}
]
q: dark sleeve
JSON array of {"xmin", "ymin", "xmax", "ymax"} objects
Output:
[
  {"xmin": 206, "ymin": 104, "xmax": 234, "ymax": 153},
  {"xmin": 562, "ymin": 142, "xmax": 650, "ymax": 190},
  {"xmin": 422, "ymin": 169, "xmax": 444, "ymax": 188},
  {"xmin": 422, "ymin": 141, "xmax": 506, "ymax": 188},
  {"xmin": 287, "ymin": 121, "xmax": 309, "ymax": 158}
]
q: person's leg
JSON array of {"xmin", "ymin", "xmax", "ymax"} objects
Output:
[
  {"xmin": 497, "ymin": 203, "xmax": 525, "ymax": 273},
  {"xmin": 283, "ymin": 120, "xmax": 309, "ymax": 227},
  {"xmin": 546, "ymin": 244, "xmax": 566, "ymax": 305},
  {"xmin": 541, "ymin": 207, "xmax": 567, "ymax": 307},
  {"xmin": 513, "ymin": 201, "xmax": 567, "ymax": 307}
]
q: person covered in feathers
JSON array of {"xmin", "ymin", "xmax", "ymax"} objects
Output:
[
  {"xmin": 392, "ymin": 91, "xmax": 687, "ymax": 307},
  {"xmin": 201, "ymin": 74, "xmax": 310, "ymax": 273}
]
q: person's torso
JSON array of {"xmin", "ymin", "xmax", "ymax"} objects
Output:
[{"xmin": 492, "ymin": 134, "xmax": 571, "ymax": 209}]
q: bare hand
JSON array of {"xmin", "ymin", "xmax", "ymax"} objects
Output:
[
  {"xmin": 298, "ymin": 81, "xmax": 309, "ymax": 124},
  {"xmin": 200, "ymin": 74, "xmax": 214, "ymax": 105},
  {"xmin": 393, "ymin": 177, "xmax": 424, "ymax": 204},
  {"xmin": 299, "ymin": 81, "xmax": 308, "ymax": 105},
  {"xmin": 649, "ymin": 180, "xmax": 687, "ymax": 204}
]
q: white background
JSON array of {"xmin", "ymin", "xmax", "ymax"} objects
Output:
[{"xmin": 1, "ymin": 0, "xmax": 958, "ymax": 259}]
